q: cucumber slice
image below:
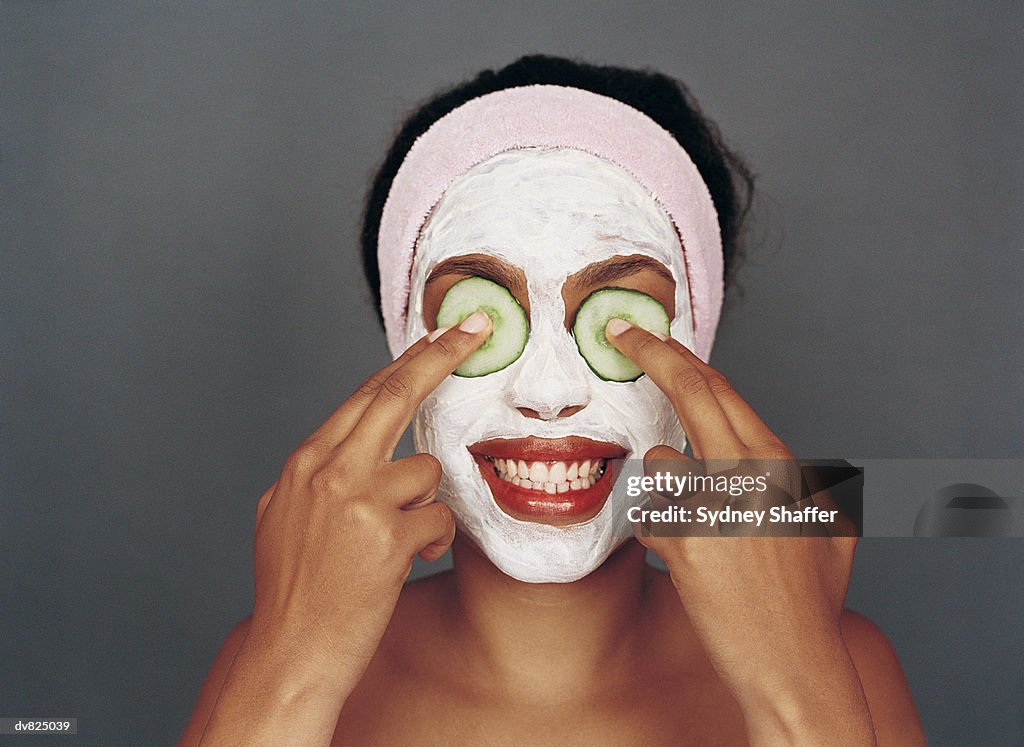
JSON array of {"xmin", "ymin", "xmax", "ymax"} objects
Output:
[
  {"xmin": 572, "ymin": 288, "xmax": 670, "ymax": 382},
  {"xmin": 436, "ymin": 276, "xmax": 529, "ymax": 377}
]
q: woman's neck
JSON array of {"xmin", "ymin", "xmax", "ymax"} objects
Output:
[{"xmin": 445, "ymin": 535, "xmax": 662, "ymax": 699}]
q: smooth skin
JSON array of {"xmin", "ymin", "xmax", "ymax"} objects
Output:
[{"xmin": 180, "ymin": 313, "xmax": 925, "ymax": 746}]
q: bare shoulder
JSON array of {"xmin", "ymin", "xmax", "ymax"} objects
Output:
[
  {"xmin": 840, "ymin": 609, "xmax": 927, "ymax": 746},
  {"xmin": 178, "ymin": 616, "xmax": 252, "ymax": 746}
]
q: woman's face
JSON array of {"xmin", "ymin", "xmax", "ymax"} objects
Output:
[{"xmin": 406, "ymin": 147, "xmax": 694, "ymax": 583}]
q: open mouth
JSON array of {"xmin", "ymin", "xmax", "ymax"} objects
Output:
[{"xmin": 468, "ymin": 436, "xmax": 628, "ymax": 523}]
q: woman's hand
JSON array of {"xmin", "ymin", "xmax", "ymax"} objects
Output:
[
  {"xmin": 247, "ymin": 314, "xmax": 490, "ymax": 680},
  {"xmin": 606, "ymin": 319, "xmax": 876, "ymax": 746},
  {"xmin": 194, "ymin": 313, "xmax": 492, "ymax": 746}
]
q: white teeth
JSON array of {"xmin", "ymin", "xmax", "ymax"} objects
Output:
[{"xmin": 488, "ymin": 457, "xmax": 608, "ymax": 494}]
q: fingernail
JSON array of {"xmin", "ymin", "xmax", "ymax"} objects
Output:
[
  {"xmin": 651, "ymin": 330, "xmax": 669, "ymax": 341},
  {"xmin": 428, "ymin": 326, "xmax": 450, "ymax": 342},
  {"xmin": 605, "ymin": 318, "xmax": 632, "ymax": 337},
  {"xmin": 459, "ymin": 311, "xmax": 490, "ymax": 334}
]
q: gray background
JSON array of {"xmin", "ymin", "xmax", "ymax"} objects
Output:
[{"xmin": 3, "ymin": 2, "xmax": 1022, "ymax": 744}]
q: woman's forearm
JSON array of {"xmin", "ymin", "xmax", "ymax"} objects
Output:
[
  {"xmin": 730, "ymin": 634, "xmax": 877, "ymax": 747},
  {"xmin": 191, "ymin": 627, "xmax": 359, "ymax": 747}
]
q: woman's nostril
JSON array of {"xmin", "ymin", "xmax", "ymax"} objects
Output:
[{"xmin": 514, "ymin": 403, "xmax": 588, "ymax": 421}]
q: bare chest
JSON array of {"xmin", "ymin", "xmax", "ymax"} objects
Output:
[{"xmin": 332, "ymin": 666, "xmax": 748, "ymax": 746}]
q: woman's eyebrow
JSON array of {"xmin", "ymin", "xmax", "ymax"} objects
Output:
[
  {"xmin": 572, "ymin": 255, "xmax": 674, "ymax": 287},
  {"xmin": 426, "ymin": 255, "xmax": 525, "ymax": 292}
]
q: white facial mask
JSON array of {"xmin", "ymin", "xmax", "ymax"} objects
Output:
[{"xmin": 406, "ymin": 148, "xmax": 694, "ymax": 583}]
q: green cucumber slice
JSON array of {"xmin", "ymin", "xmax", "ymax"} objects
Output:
[
  {"xmin": 572, "ymin": 288, "xmax": 670, "ymax": 382},
  {"xmin": 436, "ymin": 276, "xmax": 529, "ymax": 377}
]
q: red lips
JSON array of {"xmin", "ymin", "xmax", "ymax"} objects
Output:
[{"xmin": 468, "ymin": 436, "xmax": 627, "ymax": 523}]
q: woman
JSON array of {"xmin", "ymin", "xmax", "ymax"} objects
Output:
[{"xmin": 181, "ymin": 56, "xmax": 925, "ymax": 745}]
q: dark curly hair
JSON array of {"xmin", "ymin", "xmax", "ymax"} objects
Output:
[{"xmin": 360, "ymin": 55, "xmax": 754, "ymax": 318}]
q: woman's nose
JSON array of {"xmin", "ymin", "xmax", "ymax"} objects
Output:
[{"xmin": 506, "ymin": 335, "xmax": 591, "ymax": 420}]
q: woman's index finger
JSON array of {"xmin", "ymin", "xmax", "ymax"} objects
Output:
[
  {"xmin": 658, "ymin": 336, "xmax": 783, "ymax": 452},
  {"xmin": 604, "ymin": 319, "xmax": 743, "ymax": 457},
  {"xmin": 345, "ymin": 313, "xmax": 493, "ymax": 459},
  {"xmin": 302, "ymin": 334, "xmax": 434, "ymax": 452}
]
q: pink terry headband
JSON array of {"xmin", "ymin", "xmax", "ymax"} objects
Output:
[{"xmin": 377, "ymin": 84, "xmax": 723, "ymax": 362}]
